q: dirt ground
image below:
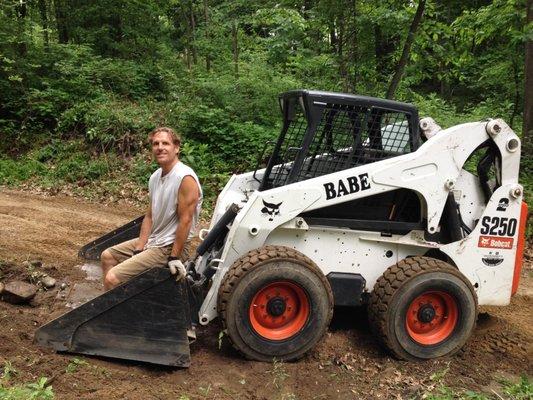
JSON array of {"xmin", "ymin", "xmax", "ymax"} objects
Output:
[{"xmin": 0, "ymin": 188, "xmax": 531, "ymax": 399}]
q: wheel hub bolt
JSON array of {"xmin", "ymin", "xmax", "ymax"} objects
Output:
[
  {"xmin": 267, "ymin": 297, "xmax": 286, "ymax": 317},
  {"xmin": 418, "ymin": 304, "xmax": 436, "ymax": 323}
]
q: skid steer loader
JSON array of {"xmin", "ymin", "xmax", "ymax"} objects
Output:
[{"xmin": 36, "ymin": 90, "xmax": 528, "ymax": 366}]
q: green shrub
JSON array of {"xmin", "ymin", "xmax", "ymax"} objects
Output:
[
  {"xmin": 54, "ymin": 156, "xmax": 109, "ymax": 183},
  {"xmin": 0, "ymin": 377, "xmax": 54, "ymax": 400},
  {"xmin": 181, "ymin": 141, "xmax": 231, "ymax": 205},
  {"xmin": 179, "ymin": 104, "xmax": 278, "ymax": 172},
  {"xmin": 57, "ymin": 96, "xmax": 160, "ymax": 155},
  {"xmin": 128, "ymin": 152, "xmax": 158, "ymax": 186},
  {"xmin": 0, "ymin": 158, "xmax": 46, "ymax": 185},
  {"xmin": 407, "ymin": 92, "xmax": 464, "ymax": 128}
]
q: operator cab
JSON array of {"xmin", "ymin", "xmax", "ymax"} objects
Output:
[
  {"xmin": 254, "ymin": 90, "xmax": 423, "ymax": 236},
  {"xmin": 258, "ymin": 90, "xmax": 421, "ymax": 191}
]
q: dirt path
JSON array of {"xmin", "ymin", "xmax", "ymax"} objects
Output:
[{"xmin": 0, "ymin": 188, "xmax": 531, "ymax": 399}]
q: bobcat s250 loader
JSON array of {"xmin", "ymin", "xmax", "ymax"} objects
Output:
[{"xmin": 36, "ymin": 90, "xmax": 528, "ymax": 366}]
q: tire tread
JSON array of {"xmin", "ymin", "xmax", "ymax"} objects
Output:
[
  {"xmin": 218, "ymin": 245, "xmax": 334, "ymax": 360},
  {"xmin": 368, "ymin": 256, "xmax": 477, "ymax": 360}
]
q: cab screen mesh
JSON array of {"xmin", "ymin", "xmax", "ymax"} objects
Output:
[{"xmin": 267, "ymin": 102, "xmax": 411, "ymax": 188}]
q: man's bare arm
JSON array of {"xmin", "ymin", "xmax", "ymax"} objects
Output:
[
  {"xmin": 135, "ymin": 204, "xmax": 153, "ymax": 251},
  {"xmin": 170, "ymin": 176, "xmax": 200, "ymax": 258}
]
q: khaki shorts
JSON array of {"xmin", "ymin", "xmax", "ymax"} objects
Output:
[{"xmin": 107, "ymin": 238, "xmax": 191, "ymax": 282}]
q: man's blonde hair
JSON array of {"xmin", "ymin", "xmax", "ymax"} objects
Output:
[{"xmin": 148, "ymin": 127, "xmax": 181, "ymax": 146}]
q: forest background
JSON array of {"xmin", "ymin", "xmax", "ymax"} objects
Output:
[{"xmin": 0, "ymin": 0, "xmax": 531, "ymax": 217}]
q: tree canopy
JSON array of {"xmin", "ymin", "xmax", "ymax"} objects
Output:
[{"xmin": 0, "ymin": 0, "xmax": 530, "ymax": 204}]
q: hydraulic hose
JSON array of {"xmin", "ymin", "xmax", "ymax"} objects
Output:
[{"xmin": 195, "ymin": 203, "xmax": 240, "ymax": 257}]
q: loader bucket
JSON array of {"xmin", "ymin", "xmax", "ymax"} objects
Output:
[
  {"xmin": 35, "ymin": 267, "xmax": 194, "ymax": 367},
  {"xmin": 79, "ymin": 216, "xmax": 144, "ymax": 260}
]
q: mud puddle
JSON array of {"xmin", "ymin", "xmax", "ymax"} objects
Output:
[{"xmin": 64, "ymin": 262, "xmax": 103, "ymax": 308}]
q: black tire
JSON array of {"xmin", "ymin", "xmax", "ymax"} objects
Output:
[
  {"xmin": 218, "ymin": 245, "xmax": 334, "ymax": 362},
  {"xmin": 368, "ymin": 256, "xmax": 477, "ymax": 361}
]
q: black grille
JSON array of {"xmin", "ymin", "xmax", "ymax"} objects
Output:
[
  {"xmin": 259, "ymin": 90, "xmax": 419, "ymax": 191},
  {"xmin": 268, "ymin": 104, "xmax": 411, "ymax": 188},
  {"xmin": 270, "ymin": 101, "xmax": 307, "ymax": 188}
]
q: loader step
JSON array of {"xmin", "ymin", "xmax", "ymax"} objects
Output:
[{"xmin": 36, "ymin": 267, "xmax": 193, "ymax": 367}]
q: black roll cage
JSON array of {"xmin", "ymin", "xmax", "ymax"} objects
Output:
[{"xmin": 258, "ymin": 90, "xmax": 421, "ymax": 191}]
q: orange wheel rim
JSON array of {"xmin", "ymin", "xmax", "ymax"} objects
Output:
[
  {"xmin": 249, "ymin": 281, "xmax": 310, "ymax": 340},
  {"xmin": 406, "ymin": 291, "xmax": 458, "ymax": 345}
]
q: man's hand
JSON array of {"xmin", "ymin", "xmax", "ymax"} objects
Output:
[{"xmin": 168, "ymin": 257, "xmax": 186, "ymax": 280}]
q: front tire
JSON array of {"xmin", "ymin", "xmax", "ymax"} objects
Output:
[
  {"xmin": 218, "ymin": 245, "xmax": 333, "ymax": 361},
  {"xmin": 368, "ymin": 257, "xmax": 477, "ymax": 361}
]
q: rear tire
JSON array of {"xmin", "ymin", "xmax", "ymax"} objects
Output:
[
  {"xmin": 368, "ymin": 256, "xmax": 477, "ymax": 361},
  {"xmin": 218, "ymin": 245, "xmax": 333, "ymax": 361}
]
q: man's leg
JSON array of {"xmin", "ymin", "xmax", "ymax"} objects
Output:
[
  {"xmin": 104, "ymin": 267, "xmax": 122, "ymax": 290},
  {"xmin": 101, "ymin": 249, "xmax": 119, "ymax": 276},
  {"xmin": 100, "ymin": 239, "xmax": 138, "ymax": 289},
  {"xmin": 106, "ymin": 245, "xmax": 172, "ymax": 290}
]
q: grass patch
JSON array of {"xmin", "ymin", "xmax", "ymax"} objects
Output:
[
  {"xmin": 0, "ymin": 377, "xmax": 54, "ymax": 400},
  {"xmin": 267, "ymin": 359, "xmax": 290, "ymax": 389},
  {"xmin": 0, "ymin": 138, "xmax": 230, "ymax": 215},
  {"xmin": 0, "ymin": 361, "xmax": 55, "ymax": 399},
  {"xmin": 421, "ymin": 375, "xmax": 532, "ymax": 400},
  {"xmin": 65, "ymin": 357, "xmax": 89, "ymax": 374}
]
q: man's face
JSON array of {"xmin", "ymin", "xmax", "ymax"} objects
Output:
[{"xmin": 151, "ymin": 131, "xmax": 179, "ymax": 166}]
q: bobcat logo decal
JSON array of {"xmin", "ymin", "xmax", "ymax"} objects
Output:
[
  {"xmin": 479, "ymin": 237, "xmax": 490, "ymax": 246},
  {"xmin": 261, "ymin": 200, "xmax": 282, "ymax": 221}
]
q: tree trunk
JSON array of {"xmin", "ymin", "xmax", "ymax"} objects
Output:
[
  {"xmin": 329, "ymin": 19, "xmax": 337, "ymax": 52},
  {"xmin": 303, "ymin": 0, "xmax": 313, "ymax": 19},
  {"xmin": 15, "ymin": 0, "xmax": 27, "ymax": 55},
  {"xmin": 374, "ymin": 24, "xmax": 383, "ymax": 74},
  {"xmin": 338, "ymin": 12, "xmax": 348, "ymax": 89},
  {"xmin": 110, "ymin": 12, "xmax": 122, "ymax": 57},
  {"xmin": 510, "ymin": 60, "xmax": 520, "ymax": 128},
  {"xmin": 189, "ymin": 0, "xmax": 197, "ymax": 65},
  {"xmin": 54, "ymin": 0, "xmax": 69, "ymax": 43},
  {"xmin": 184, "ymin": 5, "xmax": 192, "ymax": 70},
  {"xmin": 38, "ymin": 0, "xmax": 49, "ymax": 47},
  {"xmin": 524, "ymin": 0, "xmax": 533, "ymax": 153},
  {"xmin": 203, "ymin": 0, "xmax": 210, "ymax": 71},
  {"xmin": 350, "ymin": 0, "xmax": 357, "ymax": 92},
  {"xmin": 185, "ymin": 48, "xmax": 191, "ymax": 70},
  {"xmin": 232, "ymin": 21, "xmax": 239, "ymax": 78},
  {"xmin": 386, "ymin": 0, "xmax": 426, "ymax": 99}
]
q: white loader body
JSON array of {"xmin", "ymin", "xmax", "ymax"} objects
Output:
[{"xmin": 197, "ymin": 118, "xmax": 524, "ymax": 324}]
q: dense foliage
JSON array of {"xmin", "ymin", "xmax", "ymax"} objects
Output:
[{"xmin": 0, "ymin": 0, "xmax": 530, "ymax": 208}]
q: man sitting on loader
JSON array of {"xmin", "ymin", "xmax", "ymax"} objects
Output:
[{"xmin": 100, "ymin": 127, "xmax": 203, "ymax": 290}]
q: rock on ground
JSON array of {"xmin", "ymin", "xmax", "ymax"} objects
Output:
[
  {"xmin": 41, "ymin": 275, "xmax": 56, "ymax": 288},
  {"xmin": 1, "ymin": 281, "xmax": 38, "ymax": 304}
]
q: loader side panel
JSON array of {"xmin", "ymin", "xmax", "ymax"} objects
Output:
[
  {"xmin": 441, "ymin": 185, "xmax": 524, "ymax": 306},
  {"xmin": 264, "ymin": 225, "xmax": 426, "ymax": 296}
]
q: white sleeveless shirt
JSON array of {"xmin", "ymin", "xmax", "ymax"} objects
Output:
[{"xmin": 146, "ymin": 162, "xmax": 203, "ymax": 248}]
